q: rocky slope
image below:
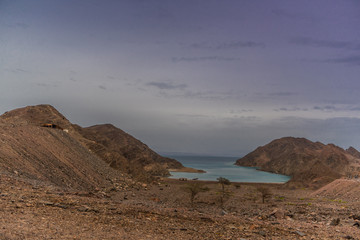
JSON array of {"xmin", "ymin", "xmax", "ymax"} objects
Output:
[
  {"xmin": 235, "ymin": 137, "xmax": 360, "ymax": 188},
  {"xmin": 311, "ymin": 178, "xmax": 360, "ymax": 200},
  {"xmin": 0, "ymin": 114, "xmax": 117, "ymax": 191},
  {"xmin": 76, "ymin": 123, "xmax": 182, "ymax": 180},
  {"xmin": 0, "ymin": 104, "xmax": 183, "ymax": 189}
]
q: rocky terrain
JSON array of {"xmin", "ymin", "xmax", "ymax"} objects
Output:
[
  {"xmin": 76, "ymin": 123, "xmax": 182, "ymax": 180},
  {"xmin": 0, "ymin": 104, "xmax": 183, "ymax": 187},
  {"xmin": 236, "ymin": 137, "xmax": 360, "ymax": 188},
  {"xmin": 2, "ymin": 171, "xmax": 360, "ymax": 239},
  {"xmin": 1, "ymin": 105, "xmax": 360, "ymax": 239}
]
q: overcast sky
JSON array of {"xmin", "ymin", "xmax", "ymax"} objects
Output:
[{"xmin": 1, "ymin": 0, "xmax": 360, "ymax": 156}]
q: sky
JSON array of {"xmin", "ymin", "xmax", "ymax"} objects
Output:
[{"xmin": 1, "ymin": 0, "xmax": 360, "ymax": 156}]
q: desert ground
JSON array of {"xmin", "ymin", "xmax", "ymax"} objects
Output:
[{"xmin": 1, "ymin": 171, "xmax": 360, "ymax": 240}]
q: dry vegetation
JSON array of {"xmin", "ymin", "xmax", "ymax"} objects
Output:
[{"xmin": 2, "ymin": 171, "xmax": 360, "ymax": 239}]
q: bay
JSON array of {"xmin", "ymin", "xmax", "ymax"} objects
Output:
[{"xmin": 167, "ymin": 155, "xmax": 290, "ymax": 183}]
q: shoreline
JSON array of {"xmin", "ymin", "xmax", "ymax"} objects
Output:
[
  {"xmin": 163, "ymin": 177, "xmax": 287, "ymax": 185},
  {"xmin": 168, "ymin": 167, "xmax": 206, "ymax": 173}
]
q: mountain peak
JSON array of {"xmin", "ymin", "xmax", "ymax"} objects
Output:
[
  {"xmin": 346, "ymin": 146, "xmax": 360, "ymax": 158},
  {"xmin": 1, "ymin": 104, "xmax": 71, "ymax": 128}
]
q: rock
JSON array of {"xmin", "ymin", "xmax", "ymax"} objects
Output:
[
  {"xmin": 258, "ymin": 230, "xmax": 266, "ymax": 237},
  {"xmin": 269, "ymin": 208, "xmax": 285, "ymax": 219},
  {"xmin": 227, "ymin": 224, "xmax": 236, "ymax": 229},
  {"xmin": 294, "ymin": 231, "xmax": 306, "ymax": 237},
  {"xmin": 220, "ymin": 210, "xmax": 227, "ymax": 216},
  {"xmin": 350, "ymin": 214, "xmax": 360, "ymax": 220},
  {"xmin": 344, "ymin": 236, "xmax": 356, "ymax": 240},
  {"xmin": 330, "ymin": 218, "xmax": 340, "ymax": 226}
]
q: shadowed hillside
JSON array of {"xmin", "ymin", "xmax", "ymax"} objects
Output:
[{"xmin": 76, "ymin": 124, "xmax": 183, "ymax": 181}]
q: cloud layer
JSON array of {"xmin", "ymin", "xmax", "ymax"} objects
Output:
[{"xmin": 1, "ymin": 0, "xmax": 360, "ymax": 156}]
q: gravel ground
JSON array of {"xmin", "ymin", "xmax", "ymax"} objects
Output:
[{"xmin": 1, "ymin": 173, "xmax": 360, "ymax": 239}]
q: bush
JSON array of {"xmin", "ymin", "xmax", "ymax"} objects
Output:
[
  {"xmin": 217, "ymin": 177, "xmax": 232, "ymax": 209},
  {"xmin": 257, "ymin": 186, "xmax": 272, "ymax": 203},
  {"xmin": 182, "ymin": 182, "xmax": 209, "ymax": 206}
]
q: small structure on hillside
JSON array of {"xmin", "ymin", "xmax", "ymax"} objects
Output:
[{"xmin": 41, "ymin": 123, "xmax": 63, "ymax": 130}]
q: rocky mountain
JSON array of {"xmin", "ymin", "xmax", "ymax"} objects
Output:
[
  {"xmin": 0, "ymin": 104, "xmax": 183, "ymax": 189},
  {"xmin": 76, "ymin": 123, "xmax": 182, "ymax": 180},
  {"xmin": 235, "ymin": 137, "xmax": 360, "ymax": 188},
  {"xmin": 346, "ymin": 146, "xmax": 360, "ymax": 159}
]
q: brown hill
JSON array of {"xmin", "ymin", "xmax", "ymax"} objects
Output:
[
  {"xmin": 76, "ymin": 124, "xmax": 182, "ymax": 180},
  {"xmin": 311, "ymin": 178, "xmax": 360, "ymax": 201},
  {"xmin": 0, "ymin": 119, "xmax": 117, "ymax": 191},
  {"xmin": 0, "ymin": 104, "xmax": 183, "ymax": 189},
  {"xmin": 346, "ymin": 146, "xmax": 360, "ymax": 158},
  {"xmin": 235, "ymin": 137, "xmax": 360, "ymax": 188}
]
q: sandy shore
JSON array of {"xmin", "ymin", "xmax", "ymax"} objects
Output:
[{"xmin": 168, "ymin": 167, "xmax": 206, "ymax": 173}]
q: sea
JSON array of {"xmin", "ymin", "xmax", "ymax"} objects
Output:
[{"xmin": 166, "ymin": 155, "xmax": 290, "ymax": 183}]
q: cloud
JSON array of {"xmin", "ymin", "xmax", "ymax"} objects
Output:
[
  {"xmin": 5, "ymin": 68, "xmax": 31, "ymax": 74},
  {"xmin": 167, "ymin": 90, "xmax": 239, "ymax": 101},
  {"xmin": 146, "ymin": 81, "xmax": 187, "ymax": 90},
  {"xmin": 172, "ymin": 56, "xmax": 241, "ymax": 63},
  {"xmin": 189, "ymin": 41, "xmax": 265, "ymax": 50},
  {"xmin": 324, "ymin": 55, "xmax": 360, "ymax": 65},
  {"xmin": 290, "ymin": 37, "xmax": 360, "ymax": 50},
  {"xmin": 175, "ymin": 113, "xmax": 209, "ymax": 118},
  {"xmin": 312, "ymin": 105, "xmax": 360, "ymax": 112},
  {"xmin": 350, "ymin": 106, "xmax": 360, "ymax": 111},
  {"xmin": 269, "ymin": 92, "xmax": 297, "ymax": 97},
  {"xmin": 274, "ymin": 107, "xmax": 308, "ymax": 112},
  {"xmin": 313, "ymin": 105, "xmax": 336, "ymax": 111},
  {"xmin": 36, "ymin": 82, "xmax": 58, "ymax": 88},
  {"xmin": 230, "ymin": 109, "xmax": 253, "ymax": 114},
  {"xmin": 98, "ymin": 85, "xmax": 107, "ymax": 90}
]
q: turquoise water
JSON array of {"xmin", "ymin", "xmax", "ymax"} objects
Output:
[{"xmin": 167, "ymin": 155, "xmax": 290, "ymax": 183}]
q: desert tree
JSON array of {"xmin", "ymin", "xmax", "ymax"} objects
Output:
[
  {"xmin": 257, "ymin": 186, "xmax": 272, "ymax": 203},
  {"xmin": 217, "ymin": 177, "xmax": 231, "ymax": 209},
  {"xmin": 182, "ymin": 182, "xmax": 209, "ymax": 206}
]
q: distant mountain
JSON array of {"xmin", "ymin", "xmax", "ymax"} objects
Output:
[
  {"xmin": 235, "ymin": 137, "xmax": 360, "ymax": 188},
  {"xmin": 0, "ymin": 105, "xmax": 183, "ymax": 189}
]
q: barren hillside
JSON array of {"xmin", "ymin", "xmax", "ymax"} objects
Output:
[
  {"xmin": 236, "ymin": 137, "xmax": 360, "ymax": 188},
  {"xmin": 0, "ymin": 119, "xmax": 117, "ymax": 191},
  {"xmin": 77, "ymin": 123, "xmax": 183, "ymax": 179},
  {"xmin": 311, "ymin": 178, "xmax": 360, "ymax": 200},
  {"xmin": 0, "ymin": 104, "xmax": 183, "ymax": 189}
]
